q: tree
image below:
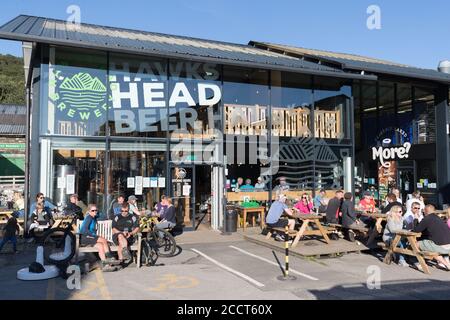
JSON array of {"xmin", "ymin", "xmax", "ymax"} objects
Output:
[{"xmin": 0, "ymin": 54, "xmax": 25, "ymax": 105}]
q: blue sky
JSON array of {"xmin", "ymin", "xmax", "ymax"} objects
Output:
[{"xmin": 0, "ymin": 0, "xmax": 449, "ymax": 69}]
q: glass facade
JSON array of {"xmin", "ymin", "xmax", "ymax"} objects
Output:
[
  {"xmin": 47, "ymin": 45, "xmax": 450, "ymax": 228},
  {"xmin": 354, "ymin": 79, "xmax": 440, "ymax": 204}
]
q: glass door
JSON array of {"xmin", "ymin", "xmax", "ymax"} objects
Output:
[{"xmin": 169, "ymin": 165, "xmax": 195, "ymax": 230}]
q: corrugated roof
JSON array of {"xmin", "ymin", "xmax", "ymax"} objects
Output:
[
  {"xmin": 0, "ymin": 104, "xmax": 26, "ymax": 135},
  {"xmin": 250, "ymin": 41, "xmax": 450, "ymax": 84},
  {"xmin": 0, "ymin": 15, "xmax": 375, "ymax": 80}
]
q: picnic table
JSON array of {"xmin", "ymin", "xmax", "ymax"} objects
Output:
[
  {"xmin": 360, "ymin": 212, "xmax": 387, "ymax": 246},
  {"xmin": 237, "ymin": 206, "xmax": 265, "ymax": 232},
  {"xmin": 382, "ymin": 229, "xmax": 439, "ymax": 274},
  {"xmin": 291, "ymin": 214, "xmax": 330, "ymax": 247}
]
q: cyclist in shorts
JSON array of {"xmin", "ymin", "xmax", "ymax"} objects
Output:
[
  {"xmin": 112, "ymin": 203, "xmax": 140, "ymax": 264},
  {"xmin": 79, "ymin": 204, "xmax": 118, "ymax": 271}
]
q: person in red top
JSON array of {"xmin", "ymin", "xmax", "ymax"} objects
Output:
[
  {"xmin": 358, "ymin": 191, "xmax": 376, "ymax": 213},
  {"xmin": 293, "ymin": 193, "xmax": 314, "ymax": 214}
]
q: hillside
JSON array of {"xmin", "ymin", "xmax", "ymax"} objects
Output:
[{"xmin": 0, "ymin": 54, "xmax": 25, "ymax": 105}]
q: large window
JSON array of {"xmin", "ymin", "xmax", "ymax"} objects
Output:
[
  {"xmin": 397, "ymin": 83, "xmax": 413, "ymax": 144},
  {"xmin": 42, "ymin": 48, "xmax": 108, "ymax": 136},
  {"xmin": 223, "ymin": 66, "xmax": 269, "ymax": 137},
  {"xmin": 271, "ymin": 71, "xmax": 313, "ymax": 140},
  {"xmin": 168, "ymin": 60, "xmax": 222, "ymax": 141},
  {"xmin": 109, "ymin": 53, "xmax": 167, "ymax": 138},
  {"xmin": 414, "ymin": 87, "xmax": 435, "ymax": 144},
  {"xmin": 313, "ymin": 76, "xmax": 352, "ymax": 142},
  {"xmin": 107, "ymin": 141, "xmax": 166, "ymax": 214}
]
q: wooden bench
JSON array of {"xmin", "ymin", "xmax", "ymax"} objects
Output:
[
  {"xmin": 380, "ymin": 230, "xmax": 440, "ymax": 274},
  {"xmin": 265, "ymin": 226, "xmax": 298, "ymax": 239},
  {"xmin": 266, "ymin": 215, "xmax": 331, "ymax": 247},
  {"xmin": 74, "ymin": 220, "xmax": 142, "ymax": 268},
  {"xmin": 327, "ymin": 223, "xmax": 369, "ymax": 233}
]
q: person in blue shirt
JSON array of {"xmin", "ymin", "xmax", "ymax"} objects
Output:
[
  {"xmin": 28, "ymin": 192, "xmax": 55, "ymax": 219},
  {"xmin": 79, "ymin": 204, "xmax": 117, "ymax": 270},
  {"xmin": 265, "ymin": 194, "xmax": 296, "ymax": 240},
  {"xmin": 314, "ymin": 189, "xmax": 326, "ymax": 209},
  {"xmin": 239, "ymin": 179, "xmax": 255, "ymax": 192}
]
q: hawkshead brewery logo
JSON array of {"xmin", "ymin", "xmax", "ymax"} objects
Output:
[{"xmin": 49, "ymin": 71, "xmax": 107, "ymax": 121}]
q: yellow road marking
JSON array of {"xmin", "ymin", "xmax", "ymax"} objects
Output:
[{"xmin": 148, "ymin": 273, "xmax": 199, "ymax": 292}]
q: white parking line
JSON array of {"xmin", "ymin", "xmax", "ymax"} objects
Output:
[
  {"xmin": 229, "ymin": 245, "xmax": 319, "ymax": 281},
  {"xmin": 191, "ymin": 248, "xmax": 265, "ymax": 287}
]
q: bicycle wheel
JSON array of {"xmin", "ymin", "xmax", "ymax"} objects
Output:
[
  {"xmin": 141, "ymin": 239, "xmax": 158, "ymax": 266},
  {"xmin": 150, "ymin": 229, "xmax": 176, "ymax": 257},
  {"xmin": 41, "ymin": 227, "xmax": 76, "ymax": 265}
]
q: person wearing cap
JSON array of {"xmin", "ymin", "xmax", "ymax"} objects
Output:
[
  {"xmin": 265, "ymin": 194, "xmax": 296, "ymax": 241},
  {"xmin": 64, "ymin": 194, "xmax": 84, "ymax": 220},
  {"xmin": 254, "ymin": 177, "xmax": 266, "ymax": 191},
  {"xmin": 128, "ymin": 195, "xmax": 141, "ymax": 216},
  {"xmin": 273, "ymin": 177, "xmax": 290, "ymax": 193}
]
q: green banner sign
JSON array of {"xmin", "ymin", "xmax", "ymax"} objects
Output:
[{"xmin": 0, "ymin": 143, "xmax": 25, "ymax": 149}]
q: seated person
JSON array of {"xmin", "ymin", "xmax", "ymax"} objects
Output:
[
  {"xmin": 28, "ymin": 192, "xmax": 55, "ymax": 218},
  {"xmin": 127, "ymin": 195, "xmax": 142, "ymax": 216},
  {"xmin": 382, "ymin": 193, "xmax": 403, "ymax": 214},
  {"xmin": 341, "ymin": 192, "xmax": 368, "ymax": 241},
  {"xmin": 79, "ymin": 204, "xmax": 117, "ymax": 271},
  {"xmin": 325, "ymin": 190, "xmax": 344, "ymax": 224},
  {"xmin": 403, "ymin": 201, "xmax": 423, "ymax": 230},
  {"xmin": 293, "ymin": 193, "xmax": 314, "ymax": 214},
  {"xmin": 64, "ymin": 194, "xmax": 84, "ymax": 220},
  {"xmin": 254, "ymin": 177, "xmax": 266, "ymax": 191},
  {"xmin": 265, "ymin": 194, "xmax": 296, "ymax": 241},
  {"xmin": 109, "ymin": 194, "xmax": 125, "ymax": 219},
  {"xmin": 358, "ymin": 191, "xmax": 376, "ymax": 213},
  {"xmin": 112, "ymin": 203, "xmax": 140, "ymax": 263},
  {"xmin": 154, "ymin": 195, "xmax": 168, "ymax": 216},
  {"xmin": 314, "ymin": 189, "xmax": 327, "ymax": 212},
  {"xmin": 413, "ymin": 204, "xmax": 450, "ymax": 270},
  {"xmin": 155, "ymin": 197, "xmax": 177, "ymax": 231},
  {"xmin": 239, "ymin": 178, "xmax": 255, "ymax": 192},
  {"xmin": 234, "ymin": 177, "xmax": 244, "ymax": 192},
  {"xmin": 383, "ymin": 205, "xmax": 408, "ymax": 267},
  {"xmin": 28, "ymin": 203, "xmax": 52, "ymax": 240}
]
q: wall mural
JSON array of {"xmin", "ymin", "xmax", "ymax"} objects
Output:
[{"xmin": 273, "ymin": 137, "xmax": 346, "ymax": 190}]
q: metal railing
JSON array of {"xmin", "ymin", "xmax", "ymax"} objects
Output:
[{"xmin": 0, "ymin": 175, "xmax": 25, "ymax": 191}]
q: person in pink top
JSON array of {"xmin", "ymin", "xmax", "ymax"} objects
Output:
[{"xmin": 293, "ymin": 193, "xmax": 314, "ymax": 214}]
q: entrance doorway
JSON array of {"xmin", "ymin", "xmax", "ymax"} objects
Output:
[
  {"xmin": 194, "ymin": 165, "xmax": 212, "ymax": 230},
  {"xmin": 169, "ymin": 165, "xmax": 213, "ymax": 231}
]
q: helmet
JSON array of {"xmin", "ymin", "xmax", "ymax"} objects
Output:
[{"xmin": 29, "ymin": 262, "xmax": 45, "ymax": 273}]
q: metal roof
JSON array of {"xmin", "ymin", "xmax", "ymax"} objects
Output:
[
  {"xmin": 0, "ymin": 15, "xmax": 375, "ymax": 80},
  {"xmin": 0, "ymin": 104, "xmax": 26, "ymax": 135},
  {"xmin": 250, "ymin": 41, "xmax": 450, "ymax": 84}
]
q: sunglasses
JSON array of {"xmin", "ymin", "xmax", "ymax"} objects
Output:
[
  {"xmin": 121, "ymin": 210, "xmax": 129, "ymax": 213},
  {"xmin": 90, "ymin": 209, "xmax": 98, "ymax": 212},
  {"xmin": 412, "ymin": 207, "xmax": 420, "ymax": 210}
]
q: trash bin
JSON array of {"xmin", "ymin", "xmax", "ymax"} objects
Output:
[{"xmin": 225, "ymin": 206, "xmax": 238, "ymax": 233}]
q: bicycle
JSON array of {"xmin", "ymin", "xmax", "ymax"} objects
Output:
[
  {"xmin": 140, "ymin": 215, "xmax": 177, "ymax": 258},
  {"xmin": 39, "ymin": 214, "xmax": 78, "ymax": 278}
]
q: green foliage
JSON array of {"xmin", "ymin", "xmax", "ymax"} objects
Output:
[{"xmin": 0, "ymin": 54, "xmax": 25, "ymax": 105}]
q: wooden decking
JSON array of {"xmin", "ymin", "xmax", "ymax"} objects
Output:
[{"xmin": 244, "ymin": 232, "xmax": 369, "ymax": 259}]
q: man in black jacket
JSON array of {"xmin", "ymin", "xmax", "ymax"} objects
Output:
[
  {"xmin": 413, "ymin": 204, "xmax": 450, "ymax": 269},
  {"xmin": 382, "ymin": 193, "xmax": 403, "ymax": 214}
]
